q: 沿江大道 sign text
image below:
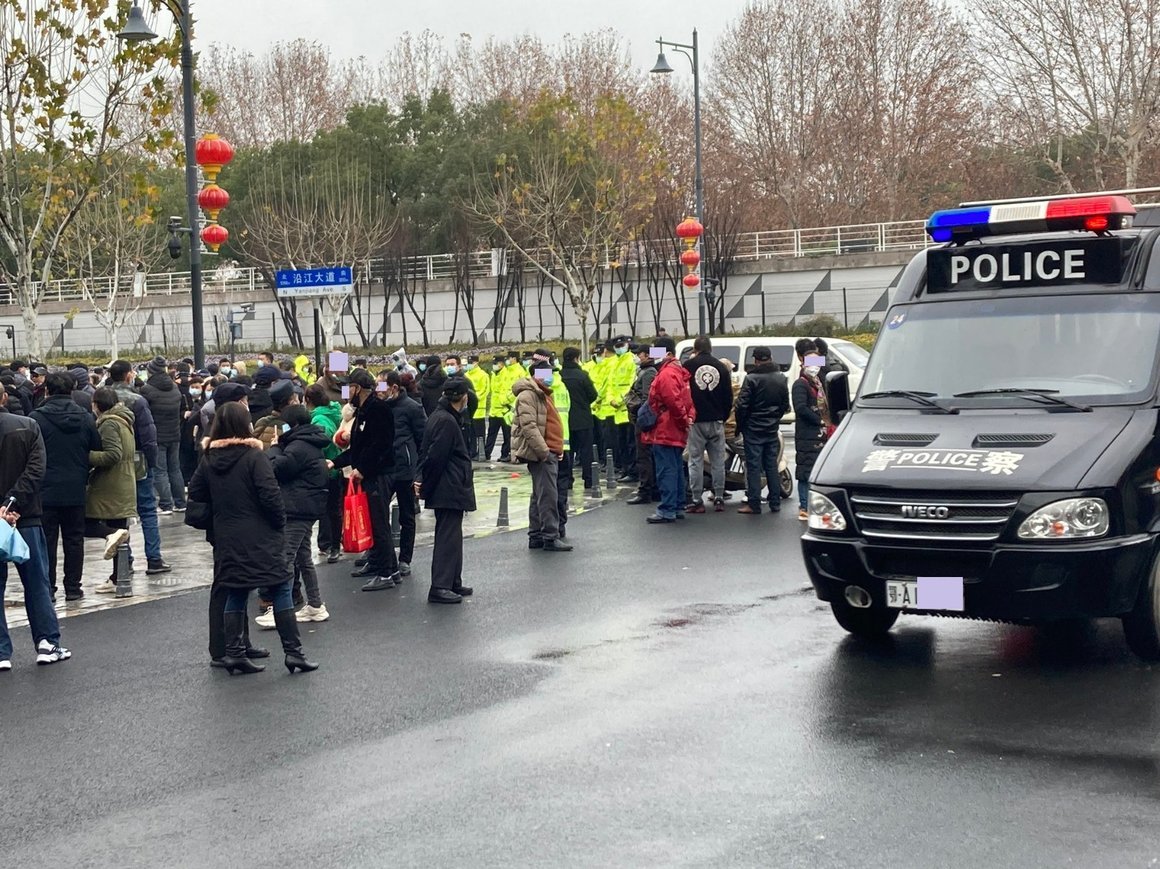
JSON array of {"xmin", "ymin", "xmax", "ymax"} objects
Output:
[{"xmin": 275, "ymin": 266, "xmax": 353, "ymax": 298}]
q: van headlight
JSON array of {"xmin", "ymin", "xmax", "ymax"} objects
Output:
[
  {"xmin": 808, "ymin": 491, "xmax": 847, "ymax": 532},
  {"xmin": 1017, "ymin": 498, "xmax": 1109, "ymax": 540}
]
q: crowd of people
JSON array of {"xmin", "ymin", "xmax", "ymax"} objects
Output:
[{"xmin": 0, "ymin": 333, "xmax": 837, "ymax": 674}]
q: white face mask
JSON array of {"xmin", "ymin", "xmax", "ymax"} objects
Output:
[{"xmin": 804, "ymin": 366, "xmax": 821, "ymax": 377}]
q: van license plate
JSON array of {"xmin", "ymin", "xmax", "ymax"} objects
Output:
[{"xmin": 885, "ymin": 577, "xmax": 964, "ymax": 611}]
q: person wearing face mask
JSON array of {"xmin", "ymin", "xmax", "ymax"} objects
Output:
[
  {"xmin": 418, "ymin": 355, "xmax": 447, "ymax": 417},
  {"xmin": 791, "ymin": 338, "xmax": 827, "ymax": 521},
  {"xmin": 180, "ymin": 375, "xmax": 205, "ymax": 484},
  {"xmin": 443, "ymin": 355, "xmax": 478, "ymax": 457},
  {"xmin": 329, "ymin": 369, "xmax": 400, "ymax": 590},
  {"xmin": 603, "ymin": 336, "xmax": 637, "ymax": 480},
  {"xmin": 512, "ymin": 359, "xmax": 572, "ymax": 552},
  {"xmin": 464, "ymin": 354, "xmax": 490, "ymax": 460},
  {"xmin": 382, "ymin": 372, "xmax": 426, "ymax": 576},
  {"xmin": 484, "ymin": 351, "xmax": 518, "ymax": 462}
]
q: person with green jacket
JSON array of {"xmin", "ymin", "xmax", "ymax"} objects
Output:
[
  {"xmin": 84, "ymin": 388, "xmax": 137, "ymax": 594},
  {"xmin": 305, "ymin": 383, "xmax": 344, "ymax": 563},
  {"xmin": 465, "ymin": 355, "xmax": 490, "ymax": 459}
]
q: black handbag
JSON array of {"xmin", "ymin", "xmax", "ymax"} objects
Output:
[{"xmin": 183, "ymin": 499, "xmax": 211, "ymax": 531}]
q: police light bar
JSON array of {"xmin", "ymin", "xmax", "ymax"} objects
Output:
[{"xmin": 925, "ymin": 195, "xmax": 1136, "ymax": 243}]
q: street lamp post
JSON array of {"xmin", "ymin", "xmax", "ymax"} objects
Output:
[
  {"xmin": 651, "ymin": 29, "xmax": 707, "ymax": 336},
  {"xmin": 118, "ymin": 1, "xmax": 205, "ymax": 369}
]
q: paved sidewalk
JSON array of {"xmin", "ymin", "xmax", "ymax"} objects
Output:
[{"xmin": 2, "ymin": 464, "xmax": 628, "ymax": 629}]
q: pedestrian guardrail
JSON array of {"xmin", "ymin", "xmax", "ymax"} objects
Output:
[{"xmin": 13, "ymin": 219, "xmax": 931, "ymax": 303}]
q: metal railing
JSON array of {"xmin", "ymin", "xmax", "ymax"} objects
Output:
[{"xmin": 12, "ymin": 218, "xmax": 931, "ymax": 303}]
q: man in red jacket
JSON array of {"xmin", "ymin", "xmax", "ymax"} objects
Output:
[{"xmin": 642, "ymin": 337, "xmax": 696, "ymax": 524}]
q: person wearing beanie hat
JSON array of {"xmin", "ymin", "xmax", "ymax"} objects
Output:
[
  {"xmin": 249, "ymin": 365, "xmax": 279, "ymax": 425},
  {"xmin": 418, "ymin": 354, "xmax": 447, "ymax": 417},
  {"xmin": 253, "ymin": 378, "xmax": 300, "ymax": 448},
  {"xmin": 418, "ymin": 377, "xmax": 476, "ymax": 603},
  {"xmin": 146, "ymin": 355, "xmax": 167, "ymax": 377}
]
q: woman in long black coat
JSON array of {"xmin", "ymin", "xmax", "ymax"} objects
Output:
[
  {"xmin": 187, "ymin": 402, "xmax": 318, "ymax": 675},
  {"xmin": 791, "ymin": 367, "xmax": 828, "ymax": 522},
  {"xmin": 418, "ymin": 383, "xmax": 477, "ymax": 604}
]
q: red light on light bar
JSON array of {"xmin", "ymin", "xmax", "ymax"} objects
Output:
[
  {"xmin": 1084, "ymin": 215, "xmax": 1109, "ymax": 231},
  {"xmin": 1045, "ymin": 195, "xmax": 1136, "ymax": 219}
]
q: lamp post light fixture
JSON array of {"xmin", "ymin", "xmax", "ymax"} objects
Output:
[
  {"xmin": 651, "ymin": 29, "xmax": 707, "ymax": 336},
  {"xmin": 118, "ymin": 1, "xmax": 207, "ymax": 368}
]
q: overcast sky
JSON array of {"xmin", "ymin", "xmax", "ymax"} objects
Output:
[{"xmin": 190, "ymin": 0, "xmax": 747, "ymax": 76}]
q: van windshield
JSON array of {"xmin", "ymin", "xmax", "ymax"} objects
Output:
[{"xmin": 860, "ymin": 293, "xmax": 1160, "ymax": 405}]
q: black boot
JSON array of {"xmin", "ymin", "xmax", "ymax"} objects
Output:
[
  {"xmin": 221, "ymin": 612, "xmax": 265, "ymax": 675},
  {"xmin": 274, "ymin": 609, "xmax": 319, "ymax": 674}
]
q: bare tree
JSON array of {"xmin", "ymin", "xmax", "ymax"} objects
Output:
[
  {"xmin": 378, "ymin": 30, "xmax": 453, "ymax": 104},
  {"xmin": 976, "ymin": 0, "xmax": 1160, "ymax": 191},
  {"xmin": 470, "ymin": 93, "xmax": 663, "ymax": 357},
  {"xmin": 199, "ymin": 41, "xmax": 373, "ymax": 148}
]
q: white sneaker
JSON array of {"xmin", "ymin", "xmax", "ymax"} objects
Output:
[
  {"xmin": 36, "ymin": 639, "xmax": 71, "ymax": 665},
  {"xmin": 296, "ymin": 604, "xmax": 330, "ymax": 623},
  {"xmin": 158, "ymin": 508, "xmax": 174, "ymax": 516},
  {"xmin": 94, "ymin": 579, "xmax": 116, "ymax": 594},
  {"xmin": 255, "ymin": 606, "xmax": 277, "ymax": 630},
  {"xmin": 0, "ymin": 660, "xmax": 11, "ymax": 671},
  {"xmin": 103, "ymin": 528, "xmax": 130, "ymax": 559}
]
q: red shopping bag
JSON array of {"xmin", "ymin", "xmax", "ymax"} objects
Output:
[{"xmin": 342, "ymin": 478, "xmax": 374, "ymax": 553}]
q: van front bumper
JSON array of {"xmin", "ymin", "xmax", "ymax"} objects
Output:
[{"xmin": 800, "ymin": 533, "xmax": 1155, "ymax": 621}]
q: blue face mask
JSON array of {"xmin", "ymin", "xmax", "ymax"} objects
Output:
[
  {"xmin": 419, "ymin": 363, "xmax": 427, "ymax": 372},
  {"xmin": 536, "ymin": 372, "xmax": 554, "ymax": 386},
  {"xmin": 445, "ymin": 365, "xmax": 458, "ymax": 375},
  {"xmin": 465, "ymin": 363, "xmax": 475, "ymax": 371},
  {"xmin": 615, "ymin": 346, "xmax": 627, "ymax": 356}
]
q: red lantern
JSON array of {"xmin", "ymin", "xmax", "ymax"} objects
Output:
[
  {"xmin": 201, "ymin": 223, "xmax": 229, "ymax": 252},
  {"xmin": 680, "ymin": 249, "xmax": 701, "ymax": 268},
  {"xmin": 197, "ymin": 184, "xmax": 230, "ymax": 222},
  {"xmin": 682, "ymin": 273, "xmax": 701, "ymax": 289},
  {"xmin": 195, "ymin": 134, "xmax": 235, "ymax": 183},
  {"xmin": 675, "ymin": 216, "xmax": 704, "ymax": 240}
]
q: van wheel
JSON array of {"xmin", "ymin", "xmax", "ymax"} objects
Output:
[
  {"xmin": 779, "ymin": 469, "xmax": 794, "ymax": 499},
  {"xmin": 1122, "ymin": 553, "xmax": 1160, "ymax": 662},
  {"xmin": 830, "ymin": 599, "xmax": 899, "ymax": 637}
]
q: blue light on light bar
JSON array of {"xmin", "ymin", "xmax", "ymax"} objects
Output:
[{"xmin": 926, "ymin": 207, "xmax": 993, "ymax": 242}]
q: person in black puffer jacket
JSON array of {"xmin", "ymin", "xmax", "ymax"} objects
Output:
[
  {"xmin": 248, "ymin": 364, "xmax": 279, "ymax": 425},
  {"xmin": 187, "ymin": 402, "xmax": 317, "ymax": 675},
  {"xmin": 139, "ymin": 356, "xmax": 187, "ymax": 513},
  {"xmin": 268, "ymin": 404, "xmax": 331, "ymax": 624},
  {"xmin": 30, "ymin": 373, "xmax": 103, "ymax": 600},
  {"xmin": 734, "ymin": 346, "xmax": 790, "ymax": 514},
  {"xmin": 382, "ymin": 371, "xmax": 426, "ymax": 575}
]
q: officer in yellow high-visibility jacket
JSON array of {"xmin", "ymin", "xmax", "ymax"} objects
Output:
[
  {"xmin": 464, "ymin": 354, "xmax": 490, "ymax": 459},
  {"xmin": 485, "ymin": 350, "xmax": 522, "ymax": 461},
  {"xmin": 589, "ymin": 342, "xmax": 614, "ymax": 465},
  {"xmin": 604, "ymin": 336, "xmax": 639, "ymax": 479}
]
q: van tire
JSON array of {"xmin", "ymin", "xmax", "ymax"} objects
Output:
[
  {"xmin": 1122, "ymin": 554, "xmax": 1160, "ymax": 662},
  {"xmin": 779, "ymin": 469, "xmax": 794, "ymax": 500},
  {"xmin": 830, "ymin": 600, "xmax": 899, "ymax": 637}
]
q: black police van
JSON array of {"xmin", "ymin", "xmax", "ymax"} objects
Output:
[{"xmin": 800, "ymin": 190, "xmax": 1160, "ymax": 660}]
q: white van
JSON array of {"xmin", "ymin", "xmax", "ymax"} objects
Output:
[{"xmin": 675, "ymin": 336, "xmax": 867, "ymax": 395}]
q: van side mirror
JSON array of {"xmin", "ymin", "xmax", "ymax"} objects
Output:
[{"xmin": 825, "ymin": 370, "xmax": 850, "ymax": 421}]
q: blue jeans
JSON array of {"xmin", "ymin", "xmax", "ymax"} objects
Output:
[
  {"xmin": 744, "ymin": 437, "xmax": 780, "ymax": 511},
  {"xmin": 153, "ymin": 442, "xmax": 187, "ymax": 510},
  {"xmin": 798, "ymin": 479, "xmax": 810, "ymax": 510},
  {"xmin": 651, "ymin": 445, "xmax": 684, "ymax": 519},
  {"xmin": 0, "ymin": 526, "xmax": 63, "ymax": 660},
  {"xmin": 224, "ymin": 580, "xmax": 293, "ymax": 615},
  {"xmin": 131, "ymin": 468, "xmax": 162, "ymax": 563}
]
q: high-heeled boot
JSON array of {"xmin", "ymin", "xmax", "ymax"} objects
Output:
[
  {"xmin": 221, "ymin": 611, "xmax": 265, "ymax": 675},
  {"xmin": 274, "ymin": 609, "xmax": 319, "ymax": 674}
]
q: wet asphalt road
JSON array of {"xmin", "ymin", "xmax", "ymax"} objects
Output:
[{"xmin": 1, "ymin": 499, "xmax": 1158, "ymax": 868}]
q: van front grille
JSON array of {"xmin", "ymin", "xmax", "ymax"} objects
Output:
[{"xmin": 849, "ymin": 489, "xmax": 1019, "ymax": 546}]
